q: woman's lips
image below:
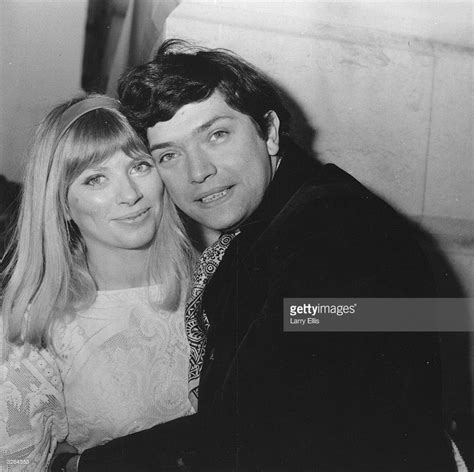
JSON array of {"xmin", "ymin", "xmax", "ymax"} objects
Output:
[{"xmin": 114, "ymin": 207, "xmax": 151, "ymax": 222}]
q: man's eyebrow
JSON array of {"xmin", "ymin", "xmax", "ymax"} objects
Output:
[
  {"xmin": 82, "ymin": 164, "xmax": 108, "ymax": 173},
  {"xmin": 195, "ymin": 115, "xmax": 234, "ymax": 134},
  {"xmin": 149, "ymin": 115, "xmax": 234, "ymax": 153},
  {"xmin": 149, "ymin": 141, "xmax": 175, "ymax": 153}
]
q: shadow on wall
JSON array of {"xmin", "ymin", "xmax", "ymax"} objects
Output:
[
  {"xmin": 277, "ymin": 79, "xmax": 472, "ymax": 465},
  {"xmin": 0, "ymin": 176, "xmax": 21, "ymax": 283},
  {"xmin": 278, "ymin": 83, "xmax": 318, "ymax": 157},
  {"xmin": 0, "ymin": 176, "xmax": 21, "ymax": 249},
  {"xmin": 82, "ymin": 0, "xmax": 125, "ymax": 92}
]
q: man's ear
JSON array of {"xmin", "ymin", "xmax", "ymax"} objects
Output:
[{"xmin": 264, "ymin": 110, "xmax": 280, "ymax": 157}]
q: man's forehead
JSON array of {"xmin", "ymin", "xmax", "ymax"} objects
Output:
[{"xmin": 147, "ymin": 92, "xmax": 241, "ymax": 145}]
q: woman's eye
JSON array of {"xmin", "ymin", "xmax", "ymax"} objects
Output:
[
  {"xmin": 210, "ymin": 130, "xmax": 228, "ymax": 142},
  {"xmin": 132, "ymin": 161, "xmax": 153, "ymax": 173},
  {"xmin": 85, "ymin": 175, "xmax": 105, "ymax": 186}
]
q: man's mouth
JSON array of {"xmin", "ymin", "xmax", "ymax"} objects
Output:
[
  {"xmin": 201, "ymin": 189, "xmax": 229, "ymax": 203},
  {"xmin": 197, "ymin": 186, "xmax": 233, "ymax": 204}
]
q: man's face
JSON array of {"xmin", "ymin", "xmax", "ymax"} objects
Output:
[{"xmin": 147, "ymin": 91, "xmax": 280, "ymax": 235}]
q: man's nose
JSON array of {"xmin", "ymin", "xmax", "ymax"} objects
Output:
[
  {"xmin": 187, "ymin": 149, "xmax": 217, "ymax": 184},
  {"xmin": 118, "ymin": 176, "xmax": 143, "ymax": 205}
]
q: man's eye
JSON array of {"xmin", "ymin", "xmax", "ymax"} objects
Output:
[
  {"xmin": 210, "ymin": 130, "xmax": 228, "ymax": 142},
  {"xmin": 159, "ymin": 152, "xmax": 177, "ymax": 163},
  {"xmin": 85, "ymin": 175, "xmax": 105, "ymax": 186}
]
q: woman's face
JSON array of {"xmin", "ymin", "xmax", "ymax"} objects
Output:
[{"xmin": 67, "ymin": 150, "xmax": 163, "ymax": 257}]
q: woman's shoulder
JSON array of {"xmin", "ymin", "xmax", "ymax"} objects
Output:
[
  {"xmin": 2, "ymin": 340, "xmax": 63, "ymax": 392},
  {"xmin": 1, "ymin": 340, "xmax": 68, "ymax": 471}
]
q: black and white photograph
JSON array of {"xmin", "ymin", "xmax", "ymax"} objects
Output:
[{"xmin": 0, "ymin": 1, "xmax": 472, "ymax": 471}]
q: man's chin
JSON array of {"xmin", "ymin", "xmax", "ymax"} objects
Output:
[{"xmin": 198, "ymin": 216, "xmax": 242, "ymax": 234}]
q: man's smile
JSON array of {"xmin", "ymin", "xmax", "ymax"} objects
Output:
[{"xmin": 195, "ymin": 186, "xmax": 234, "ymax": 205}]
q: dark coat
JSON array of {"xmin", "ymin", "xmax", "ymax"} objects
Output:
[{"xmin": 80, "ymin": 144, "xmax": 456, "ymax": 472}]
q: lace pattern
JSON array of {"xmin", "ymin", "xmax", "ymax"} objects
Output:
[
  {"xmin": 1, "ymin": 285, "xmax": 193, "ymax": 470},
  {"xmin": 0, "ymin": 345, "xmax": 68, "ymax": 471}
]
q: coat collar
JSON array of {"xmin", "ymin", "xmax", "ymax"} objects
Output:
[{"xmin": 238, "ymin": 140, "xmax": 321, "ymax": 238}]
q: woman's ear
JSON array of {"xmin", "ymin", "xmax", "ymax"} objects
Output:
[{"xmin": 264, "ymin": 110, "xmax": 280, "ymax": 157}]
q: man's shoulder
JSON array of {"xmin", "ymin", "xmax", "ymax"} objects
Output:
[
  {"xmin": 260, "ymin": 162, "xmax": 435, "ymax": 296},
  {"xmin": 279, "ymin": 161, "xmax": 395, "ymax": 229},
  {"xmin": 278, "ymin": 142, "xmax": 380, "ymax": 205},
  {"xmin": 267, "ymin": 160, "xmax": 425, "ymax": 265},
  {"xmin": 303, "ymin": 162, "xmax": 375, "ymax": 199}
]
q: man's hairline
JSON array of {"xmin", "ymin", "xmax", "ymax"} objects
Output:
[
  {"xmin": 147, "ymin": 115, "xmax": 241, "ymax": 153},
  {"xmin": 145, "ymin": 109, "xmax": 277, "ymax": 154}
]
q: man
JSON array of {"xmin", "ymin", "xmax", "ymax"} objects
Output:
[{"xmin": 70, "ymin": 40, "xmax": 457, "ymax": 471}]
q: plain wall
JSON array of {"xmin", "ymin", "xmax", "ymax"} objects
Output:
[{"xmin": 0, "ymin": 0, "xmax": 88, "ymax": 182}]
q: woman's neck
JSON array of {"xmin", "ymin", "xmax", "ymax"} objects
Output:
[{"xmin": 86, "ymin": 247, "xmax": 151, "ymax": 291}]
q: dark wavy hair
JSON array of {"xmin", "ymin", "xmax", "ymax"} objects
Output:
[{"xmin": 118, "ymin": 39, "xmax": 290, "ymax": 143}]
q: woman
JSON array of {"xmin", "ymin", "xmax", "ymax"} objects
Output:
[{"xmin": 0, "ymin": 95, "xmax": 195, "ymax": 471}]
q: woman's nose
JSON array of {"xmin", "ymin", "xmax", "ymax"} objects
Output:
[{"xmin": 118, "ymin": 176, "xmax": 143, "ymax": 205}]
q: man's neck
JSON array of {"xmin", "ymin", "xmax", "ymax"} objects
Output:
[{"xmin": 194, "ymin": 226, "xmax": 221, "ymax": 251}]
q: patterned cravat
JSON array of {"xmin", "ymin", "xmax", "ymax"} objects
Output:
[{"xmin": 186, "ymin": 232, "xmax": 238, "ymax": 410}]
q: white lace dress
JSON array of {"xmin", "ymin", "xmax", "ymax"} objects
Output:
[{"xmin": 0, "ymin": 286, "xmax": 193, "ymax": 471}]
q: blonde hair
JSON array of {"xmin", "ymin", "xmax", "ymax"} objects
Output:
[{"xmin": 1, "ymin": 94, "xmax": 194, "ymax": 351}]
